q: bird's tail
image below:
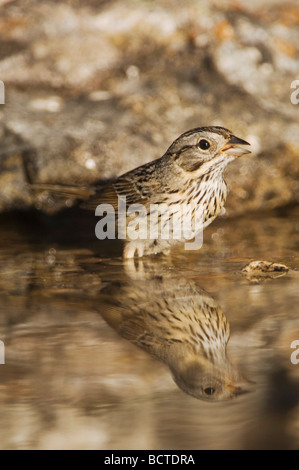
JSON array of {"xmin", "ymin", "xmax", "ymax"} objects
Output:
[{"xmin": 29, "ymin": 183, "xmax": 95, "ymax": 201}]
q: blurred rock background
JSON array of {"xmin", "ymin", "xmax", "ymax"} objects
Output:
[{"xmin": 0, "ymin": 0, "xmax": 299, "ymax": 215}]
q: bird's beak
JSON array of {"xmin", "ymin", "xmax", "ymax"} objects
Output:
[
  {"xmin": 221, "ymin": 135, "xmax": 251, "ymax": 157},
  {"xmin": 226, "ymin": 379, "xmax": 254, "ymax": 397}
]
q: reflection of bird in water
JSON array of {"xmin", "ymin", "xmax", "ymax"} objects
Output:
[{"xmin": 99, "ymin": 260, "xmax": 247, "ymax": 401}]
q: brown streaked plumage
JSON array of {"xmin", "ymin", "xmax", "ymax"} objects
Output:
[
  {"xmin": 32, "ymin": 126, "xmax": 250, "ymax": 257},
  {"xmin": 85, "ymin": 126, "xmax": 250, "ymax": 258},
  {"xmin": 98, "ymin": 260, "xmax": 248, "ymax": 401}
]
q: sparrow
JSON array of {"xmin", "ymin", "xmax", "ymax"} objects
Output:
[{"xmin": 32, "ymin": 126, "xmax": 250, "ymax": 258}]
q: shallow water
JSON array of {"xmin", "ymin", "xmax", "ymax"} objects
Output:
[{"xmin": 0, "ymin": 207, "xmax": 298, "ymax": 449}]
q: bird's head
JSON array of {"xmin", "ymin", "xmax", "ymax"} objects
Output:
[
  {"xmin": 167, "ymin": 126, "xmax": 251, "ymax": 173},
  {"xmin": 171, "ymin": 359, "xmax": 250, "ymax": 402}
]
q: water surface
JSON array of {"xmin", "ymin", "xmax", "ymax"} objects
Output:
[{"xmin": 0, "ymin": 207, "xmax": 298, "ymax": 449}]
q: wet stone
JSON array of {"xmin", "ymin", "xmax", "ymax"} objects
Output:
[{"xmin": 0, "ymin": 0, "xmax": 298, "ymax": 215}]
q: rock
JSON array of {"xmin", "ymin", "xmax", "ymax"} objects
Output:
[
  {"xmin": 0, "ymin": 0, "xmax": 299, "ymax": 214},
  {"xmin": 241, "ymin": 260, "xmax": 289, "ymax": 282}
]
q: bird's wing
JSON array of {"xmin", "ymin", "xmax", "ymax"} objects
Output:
[
  {"xmin": 80, "ymin": 184, "xmax": 119, "ymax": 211},
  {"xmin": 98, "ymin": 293, "xmax": 149, "ymax": 339},
  {"xmin": 99, "ymin": 297, "xmax": 167, "ymax": 357},
  {"xmin": 30, "ymin": 158, "xmax": 164, "ymax": 211},
  {"xmin": 81, "ymin": 173, "xmax": 162, "ymax": 212}
]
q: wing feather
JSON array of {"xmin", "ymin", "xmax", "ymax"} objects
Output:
[{"xmin": 81, "ymin": 174, "xmax": 162, "ymax": 212}]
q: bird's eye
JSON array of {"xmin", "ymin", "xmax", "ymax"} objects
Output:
[
  {"xmin": 198, "ymin": 139, "xmax": 211, "ymax": 150},
  {"xmin": 204, "ymin": 387, "xmax": 215, "ymax": 395}
]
